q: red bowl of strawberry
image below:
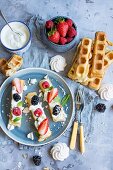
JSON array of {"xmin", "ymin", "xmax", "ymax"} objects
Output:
[{"xmin": 41, "ymin": 16, "xmax": 78, "ymax": 52}]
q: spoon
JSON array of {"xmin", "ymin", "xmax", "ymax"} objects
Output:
[{"xmin": 0, "ymin": 10, "xmax": 23, "ymax": 37}]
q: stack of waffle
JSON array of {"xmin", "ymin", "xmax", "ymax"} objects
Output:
[
  {"xmin": 68, "ymin": 32, "xmax": 113, "ymax": 90},
  {"xmin": 0, "ymin": 54, "xmax": 23, "ymax": 76}
]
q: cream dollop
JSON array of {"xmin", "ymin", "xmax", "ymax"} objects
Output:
[
  {"xmin": 50, "ymin": 55, "xmax": 67, "ymax": 72},
  {"xmin": 98, "ymin": 84, "xmax": 113, "ymax": 100},
  {"xmin": 51, "ymin": 143, "xmax": 69, "ymax": 161}
]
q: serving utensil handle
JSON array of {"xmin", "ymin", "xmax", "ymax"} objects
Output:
[
  {"xmin": 70, "ymin": 121, "xmax": 78, "ymax": 150},
  {"xmin": 80, "ymin": 123, "xmax": 85, "ymax": 154}
]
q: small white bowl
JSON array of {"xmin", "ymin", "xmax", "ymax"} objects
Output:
[{"xmin": 0, "ymin": 21, "xmax": 31, "ymax": 54}]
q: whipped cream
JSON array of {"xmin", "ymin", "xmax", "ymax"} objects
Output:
[
  {"xmin": 98, "ymin": 84, "xmax": 113, "ymax": 100},
  {"xmin": 51, "ymin": 143, "xmax": 69, "ymax": 161},
  {"xmin": 50, "ymin": 55, "xmax": 67, "ymax": 72},
  {"xmin": 27, "ymin": 132, "xmax": 34, "ymax": 140}
]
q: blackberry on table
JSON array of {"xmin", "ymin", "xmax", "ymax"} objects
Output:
[
  {"xmin": 31, "ymin": 95, "xmax": 39, "ymax": 105},
  {"xmin": 33, "ymin": 155, "xmax": 41, "ymax": 166},
  {"xmin": 13, "ymin": 93, "xmax": 21, "ymax": 102},
  {"xmin": 95, "ymin": 103, "xmax": 106, "ymax": 113},
  {"xmin": 53, "ymin": 105, "xmax": 61, "ymax": 115}
]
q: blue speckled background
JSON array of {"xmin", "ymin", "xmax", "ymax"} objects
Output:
[{"xmin": 0, "ymin": 0, "xmax": 113, "ymax": 170}]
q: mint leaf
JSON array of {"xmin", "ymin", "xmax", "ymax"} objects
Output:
[
  {"xmin": 13, "ymin": 117, "xmax": 21, "ymax": 122},
  {"xmin": 54, "ymin": 96, "xmax": 61, "ymax": 103},
  {"xmin": 45, "ymin": 86, "xmax": 53, "ymax": 92},
  {"xmin": 35, "ymin": 131, "xmax": 40, "ymax": 138},
  {"xmin": 17, "ymin": 101, "xmax": 23, "ymax": 107},
  {"xmin": 61, "ymin": 94, "xmax": 70, "ymax": 106}
]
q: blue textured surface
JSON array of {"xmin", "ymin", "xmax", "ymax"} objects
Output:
[{"xmin": 0, "ymin": 0, "xmax": 113, "ymax": 170}]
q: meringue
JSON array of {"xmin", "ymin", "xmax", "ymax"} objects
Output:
[
  {"xmin": 27, "ymin": 132, "xmax": 34, "ymax": 140},
  {"xmin": 30, "ymin": 79, "xmax": 37, "ymax": 84},
  {"xmin": 7, "ymin": 124, "xmax": 14, "ymax": 131},
  {"xmin": 51, "ymin": 142, "xmax": 69, "ymax": 161},
  {"xmin": 50, "ymin": 55, "xmax": 67, "ymax": 72},
  {"xmin": 98, "ymin": 84, "xmax": 113, "ymax": 100}
]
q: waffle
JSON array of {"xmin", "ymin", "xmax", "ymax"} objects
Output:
[
  {"xmin": 0, "ymin": 58, "xmax": 7, "ymax": 67},
  {"xmin": 26, "ymin": 92, "xmax": 52, "ymax": 142},
  {"xmin": 8, "ymin": 78, "xmax": 24, "ymax": 129},
  {"xmin": 90, "ymin": 32, "xmax": 107, "ymax": 78},
  {"xmin": 0, "ymin": 54, "xmax": 23, "ymax": 77},
  {"xmin": 39, "ymin": 76, "xmax": 67, "ymax": 122},
  {"xmin": 68, "ymin": 38, "xmax": 92, "ymax": 82},
  {"xmin": 104, "ymin": 51, "xmax": 113, "ymax": 69},
  {"xmin": 1, "ymin": 64, "xmax": 16, "ymax": 77},
  {"xmin": 7, "ymin": 54, "xmax": 23, "ymax": 70},
  {"xmin": 67, "ymin": 31, "xmax": 113, "ymax": 90}
]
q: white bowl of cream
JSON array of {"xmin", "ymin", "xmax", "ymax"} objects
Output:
[{"xmin": 0, "ymin": 21, "xmax": 31, "ymax": 54}]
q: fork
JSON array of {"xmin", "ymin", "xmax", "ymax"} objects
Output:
[
  {"xmin": 70, "ymin": 90, "xmax": 82, "ymax": 150},
  {"xmin": 78, "ymin": 90, "xmax": 85, "ymax": 154}
]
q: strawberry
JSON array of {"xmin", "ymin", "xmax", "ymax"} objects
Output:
[
  {"xmin": 56, "ymin": 18, "xmax": 69, "ymax": 37},
  {"xmin": 42, "ymin": 81, "xmax": 50, "ymax": 89},
  {"xmin": 13, "ymin": 107, "xmax": 21, "ymax": 116},
  {"xmin": 34, "ymin": 108, "xmax": 43, "ymax": 117},
  {"xmin": 47, "ymin": 88, "xmax": 58, "ymax": 103},
  {"xmin": 59, "ymin": 37, "xmax": 67, "ymax": 45},
  {"xmin": 48, "ymin": 28, "xmax": 60, "ymax": 44},
  {"xmin": 67, "ymin": 37, "xmax": 73, "ymax": 43},
  {"xmin": 12, "ymin": 78, "xmax": 22, "ymax": 93},
  {"xmin": 66, "ymin": 19, "xmax": 73, "ymax": 27},
  {"xmin": 38, "ymin": 118, "xmax": 49, "ymax": 135},
  {"xmin": 46, "ymin": 20, "xmax": 54, "ymax": 29},
  {"xmin": 67, "ymin": 27, "xmax": 77, "ymax": 38}
]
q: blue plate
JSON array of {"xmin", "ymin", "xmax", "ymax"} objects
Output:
[{"xmin": 0, "ymin": 68, "xmax": 73, "ymax": 146}]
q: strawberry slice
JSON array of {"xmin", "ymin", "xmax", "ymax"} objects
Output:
[
  {"xmin": 38, "ymin": 118, "xmax": 49, "ymax": 135},
  {"xmin": 12, "ymin": 78, "xmax": 24, "ymax": 93},
  {"xmin": 47, "ymin": 88, "xmax": 58, "ymax": 103}
]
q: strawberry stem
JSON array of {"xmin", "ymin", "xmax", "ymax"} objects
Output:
[
  {"xmin": 48, "ymin": 27, "xmax": 56, "ymax": 36},
  {"xmin": 54, "ymin": 17, "xmax": 65, "ymax": 24}
]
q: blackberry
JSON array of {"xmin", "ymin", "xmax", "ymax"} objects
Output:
[
  {"xmin": 33, "ymin": 155, "xmax": 41, "ymax": 166},
  {"xmin": 53, "ymin": 105, "xmax": 61, "ymax": 115},
  {"xmin": 31, "ymin": 95, "xmax": 39, "ymax": 105},
  {"xmin": 13, "ymin": 93, "xmax": 21, "ymax": 102},
  {"xmin": 95, "ymin": 103, "xmax": 106, "ymax": 113}
]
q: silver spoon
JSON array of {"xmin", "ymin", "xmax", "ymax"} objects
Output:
[{"xmin": 0, "ymin": 10, "xmax": 23, "ymax": 37}]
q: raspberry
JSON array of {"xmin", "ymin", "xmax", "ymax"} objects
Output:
[
  {"xmin": 42, "ymin": 81, "xmax": 50, "ymax": 89},
  {"xmin": 34, "ymin": 108, "xmax": 43, "ymax": 117},
  {"xmin": 13, "ymin": 107, "xmax": 21, "ymax": 116},
  {"xmin": 95, "ymin": 103, "xmax": 106, "ymax": 113}
]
